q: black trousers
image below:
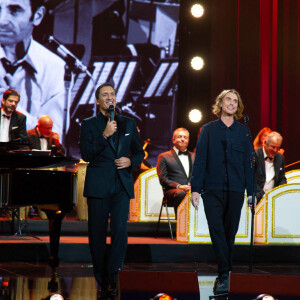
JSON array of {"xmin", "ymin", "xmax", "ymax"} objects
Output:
[
  {"xmin": 87, "ymin": 175, "xmax": 130, "ymax": 287},
  {"xmin": 164, "ymin": 188, "xmax": 187, "ymax": 218},
  {"xmin": 202, "ymin": 190, "xmax": 244, "ymax": 276}
]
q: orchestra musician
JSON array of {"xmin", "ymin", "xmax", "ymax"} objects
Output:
[
  {"xmin": 0, "ymin": 88, "xmax": 27, "ymax": 142},
  {"xmin": 27, "ymin": 115, "xmax": 65, "ymax": 156}
]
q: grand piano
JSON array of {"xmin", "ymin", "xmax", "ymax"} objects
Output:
[{"xmin": 0, "ymin": 142, "xmax": 80, "ymax": 269}]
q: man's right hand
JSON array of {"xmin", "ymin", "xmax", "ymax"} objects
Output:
[
  {"xmin": 103, "ymin": 120, "xmax": 117, "ymax": 137},
  {"xmin": 178, "ymin": 184, "xmax": 191, "ymax": 193},
  {"xmin": 191, "ymin": 192, "xmax": 200, "ymax": 210}
]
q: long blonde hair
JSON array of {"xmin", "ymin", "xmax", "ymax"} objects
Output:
[{"xmin": 212, "ymin": 89, "xmax": 244, "ymax": 120}]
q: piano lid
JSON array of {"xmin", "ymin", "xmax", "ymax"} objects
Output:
[{"xmin": 0, "ymin": 150, "xmax": 80, "ymax": 169}]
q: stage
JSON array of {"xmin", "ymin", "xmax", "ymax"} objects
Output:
[
  {"xmin": 1, "ymin": 218, "xmax": 300, "ymax": 299},
  {"xmin": 1, "ymin": 218, "xmax": 300, "ymax": 265}
]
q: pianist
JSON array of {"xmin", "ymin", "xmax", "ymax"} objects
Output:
[
  {"xmin": 27, "ymin": 115, "xmax": 65, "ymax": 156},
  {"xmin": 0, "ymin": 88, "xmax": 27, "ymax": 142}
]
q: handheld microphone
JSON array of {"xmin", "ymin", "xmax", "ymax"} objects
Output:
[
  {"xmin": 109, "ymin": 105, "xmax": 115, "ymax": 121},
  {"xmin": 47, "ymin": 35, "xmax": 89, "ymax": 74}
]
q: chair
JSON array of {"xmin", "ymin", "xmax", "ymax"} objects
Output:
[{"xmin": 155, "ymin": 196, "xmax": 176, "ymax": 240}]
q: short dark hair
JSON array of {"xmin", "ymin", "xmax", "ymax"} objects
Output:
[
  {"xmin": 30, "ymin": 0, "xmax": 45, "ymax": 18},
  {"xmin": 95, "ymin": 82, "xmax": 116, "ymax": 99},
  {"xmin": 3, "ymin": 89, "xmax": 20, "ymax": 101}
]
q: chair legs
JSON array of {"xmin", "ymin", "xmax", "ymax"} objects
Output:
[
  {"xmin": 165, "ymin": 203, "xmax": 173, "ymax": 240},
  {"xmin": 155, "ymin": 200, "xmax": 174, "ymax": 240},
  {"xmin": 155, "ymin": 201, "xmax": 164, "ymax": 238}
]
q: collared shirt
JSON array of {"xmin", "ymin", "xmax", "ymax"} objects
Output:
[
  {"xmin": 0, "ymin": 109, "xmax": 11, "ymax": 142},
  {"xmin": 262, "ymin": 148, "xmax": 275, "ymax": 193},
  {"xmin": 191, "ymin": 118, "xmax": 254, "ymax": 195},
  {"xmin": 39, "ymin": 136, "xmax": 48, "ymax": 151},
  {"xmin": 0, "ymin": 39, "xmax": 66, "ymax": 137},
  {"xmin": 174, "ymin": 146, "xmax": 189, "ymax": 177}
]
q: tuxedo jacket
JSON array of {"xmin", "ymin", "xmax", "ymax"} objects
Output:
[
  {"xmin": 255, "ymin": 147, "xmax": 287, "ymax": 201},
  {"xmin": 156, "ymin": 148, "xmax": 195, "ymax": 192},
  {"xmin": 80, "ymin": 112, "xmax": 144, "ymax": 199},
  {"xmin": 27, "ymin": 126, "xmax": 65, "ymax": 156},
  {"xmin": 0, "ymin": 110, "xmax": 27, "ymax": 141}
]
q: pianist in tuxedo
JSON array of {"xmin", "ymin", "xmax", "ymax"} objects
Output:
[
  {"xmin": 0, "ymin": 88, "xmax": 27, "ymax": 142},
  {"xmin": 255, "ymin": 131, "xmax": 287, "ymax": 203},
  {"xmin": 27, "ymin": 115, "xmax": 65, "ymax": 156},
  {"xmin": 79, "ymin": 82, "xmax": 144, "ymax": 297},
  {"xmin": 156, "ymin": 128, "xmax": 195, "ymax": 219}
]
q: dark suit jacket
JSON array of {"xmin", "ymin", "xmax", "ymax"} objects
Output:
[
  {"xmin": 0, "ymin": 110, "xmax": 27, "ymax": 141},
  {"xmin": 27, "ymin": 126, "xmax": 65, "ymax": 156},
  {"xmin": 156, "ymin": 148, "xmax": 195, "ymax": 192},
  {"xmin": 255, "ymin": 147, "xmax": 287, "ymax": 201},
  {"xmin": 80, "ymin": 112, "xmax": 144, "ymax": 199}
]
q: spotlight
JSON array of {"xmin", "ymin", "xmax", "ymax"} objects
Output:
[
  {"xmin": 191, "ymin": 4, "xmax": 204, "ymax": 18},
  {"xmin": 189, "ymin": 109, "xmax": 202, "ymax": 123},
  {"xmin": 191, "ymin": 56, "xmax": 204, "ymax": 70},
  {"xmin": 46, "ymin": 294, "xmax": 64, "ymax": 300},
  {"xmin": 255, "ymin": 294, "xmax": 276, "ymax": 300},
  {"xmin": 153, "ymin": 293, "xmax": 172, "ymax": 300}
]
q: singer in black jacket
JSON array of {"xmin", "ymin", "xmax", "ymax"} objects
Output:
[{"xmin": 80, "ymin": 83, "xmax": 144, "ymax": 297}]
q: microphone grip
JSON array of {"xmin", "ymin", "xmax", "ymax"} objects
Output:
[{"xmin": 109, "ymin": 105, "xmax": 114, "ymax": 121}]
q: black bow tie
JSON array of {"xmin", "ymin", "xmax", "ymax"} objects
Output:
[
  {"xmin": 178, "ymin": 151, "xmax": 188, "ymax": 155},
  {"xmin": 265, "ymin": 156, "xmax": 274, "ymax": 161},
  {"xmin": 2, "ymin": 114, "xmax": 10, "ymax": 119},
  {"xmin": 40, "ymin": 135, "xmax": 48, "ymax": 139}
]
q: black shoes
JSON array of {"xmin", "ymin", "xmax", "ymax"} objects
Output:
[
  {"xmin": 98, "ymin": 284, "xmax": 117, "ymax": 299},
  {"xmin": 213, "ymin": 273, "xmax": 229, "ymax": 294}
]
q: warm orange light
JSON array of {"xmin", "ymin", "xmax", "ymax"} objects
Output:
[{"xmin": 159, "ymin": 294, "xmax": 172, "ymax": 300}]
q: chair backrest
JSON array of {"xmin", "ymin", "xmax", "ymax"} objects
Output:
[{"xmin": 286, "ymin": 169, "xmax": 300, "ymax": 184}]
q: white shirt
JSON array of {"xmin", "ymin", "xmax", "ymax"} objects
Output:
[
  {"xmin": 0, "ymin": 109, "xmax": 11, "ymax": 142},
  {"xmin": 263, "ymin": 148, "xmax": 275, "ymax": 194},
  {"xmin": 174, "ymin": 147, "xmax": 189, "ymax": 177},
  {"xmin": 39, "ymin": 137, "xmax": 48, "ymax": 151},
  {"xmin": 0, "ymin": 39, "xmax": 65, "ymax": 138}
]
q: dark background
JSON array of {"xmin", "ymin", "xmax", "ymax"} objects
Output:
[
  {"xmin": 33, "ymin": 0, "xmax": 299, "ymax": 168},
  {"xmin": 179, "ymin": 0, "xmax": 300, "ymax": 168}
]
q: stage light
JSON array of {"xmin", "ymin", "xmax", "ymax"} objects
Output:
[
  {"xmin": 255, "ymin": 294, "xmax": 276, "ymax": 300},
  {"xmin": 153, "ymin": 293, "xmax": 172, "ymax": 300},
  {"xmin": 189, "ymin": 109, "xmax": 202, "ymax": 123},
  {"xmin": 191, "ymin": 4, "xmax": 204, "ymax": 18},
  {"xmin": 191, "ymin": 56, "xmax": 204, "ymax": 70},
  {"xmin": 49, "ymin": 294, "xmax": 64, "ymax": 300}
]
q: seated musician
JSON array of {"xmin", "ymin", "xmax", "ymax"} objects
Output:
[
  {"xmin": 156, "ymin": 128, "xmax": 195, "ymax": 219},
  {"xmin": 27, "ymin": 115, "xmax": 65, "ymax": 156},
  {"xmin": 27, "ymin": 115, "xmax": 65, "ymax": 220},
  {"xmin": 255, "ymin": 131, "xmax": 287, "ymax": 204},
  {"xmin": 0, "ymin": 89, "xmax": 27, "ymax": 142}
]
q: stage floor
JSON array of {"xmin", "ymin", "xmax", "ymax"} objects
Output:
[
  {"xmin": 1, "ymin": 261, "xmax": 300, "ymax": 300},
  {"xmin": 1, "ymin": 219, "xmax": 300, "ymax": 299}
]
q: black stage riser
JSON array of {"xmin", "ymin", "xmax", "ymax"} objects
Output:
[
  {"xmin": 229, "ymin": 273, "xmax": 300, "ymax": 300},
  {"xmin": 1, "ymin": 243, "xmax": 300, "ymax": 264},
  {"xmin": 117, "ymin": 270, "xmax": 200, "ymax": 300}
]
